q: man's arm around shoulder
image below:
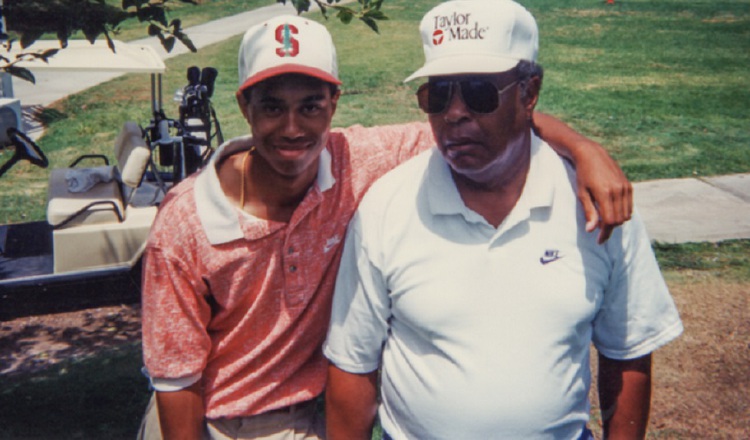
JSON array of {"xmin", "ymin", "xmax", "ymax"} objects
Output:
[
  {"xmin": 326, "ymin": 364, "xmax": 379, "ymax": 440},
  {"xmin": 532, "ymin": 111, "xmax": 633, "ymax": 243}
]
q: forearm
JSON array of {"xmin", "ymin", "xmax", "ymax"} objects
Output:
[
  {"xmin": 532, "ymin": 111, "xmax": 598, "ymax": 161},
  {"xmin": 598, "ymin": 353, "xmax": 652, "ymax": 440},
  {"xmin": 532, "ymin": 111, "xmax": 632, "ymax": 242},
  {"xmin": 326, "ymin": 365, "xmax": 379, "ymax": 440},
  {"xmin": 156, "ymin": 382, "xmax": 205, "ymax": 440}
]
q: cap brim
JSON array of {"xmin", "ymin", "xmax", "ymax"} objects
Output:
[
  {"xmin": 239, "ymin": 64, "xmax": 342, "ymax": 92},
  {"xmin": 404, "ymin": 56, "xmax": 521, "ymax": 83}
]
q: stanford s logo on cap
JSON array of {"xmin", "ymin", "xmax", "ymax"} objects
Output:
[
  {"xmin": 275, "ymin": 24, "xmax": 300, "ymax": 57},
  {"xmin": 237, "ymin": 15, "xmax": 342, "ymax": 93}
]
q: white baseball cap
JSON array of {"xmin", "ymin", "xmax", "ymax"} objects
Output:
[
  {"xmin": 237, "ymin": 15, "xmax": 341, "ymax": 93},
  {"xmin": 404, "ymin": 0, "xmax": 538, "ymax": 82}
]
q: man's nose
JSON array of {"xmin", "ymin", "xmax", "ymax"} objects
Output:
[
  {"xmin": 280, "ymin": 112, "xmax": 305, "ymax": 138},
  {"xmin": 443, "ymin": 85, "xmax": 471, "ymax": 123}
]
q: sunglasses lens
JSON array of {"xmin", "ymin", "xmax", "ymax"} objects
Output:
[
  {"xmin": 417, "ymin": 82, "xmax": 453, "ymax": 114},
  {"xmin": 461, "ymin": 80, "xmax": 499, "ymax": 113},
  {"xmin": 416, "ymin": 80, "xmax": 509, "ymax": 114}
]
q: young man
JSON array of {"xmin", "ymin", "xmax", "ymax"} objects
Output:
[
  {"xmin": 139, "ymin": 12, "xmax": 633, "ymax": 440},
  {"xmin": 324, "ymin": 1, "xmax": 683, "ymax": 439}
]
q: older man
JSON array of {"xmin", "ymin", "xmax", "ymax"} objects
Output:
[
  {"xmin": 324, "ymin": 1, "xmax": 683, "ymax": 439},
  {"xmin": 139, "ymin": 9, "xmax": 634, "ymax": 440}
]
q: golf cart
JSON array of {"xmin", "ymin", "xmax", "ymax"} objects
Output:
[{"xmin": 0, "ymin": 40, "xmax": 222, "ymax": 320}]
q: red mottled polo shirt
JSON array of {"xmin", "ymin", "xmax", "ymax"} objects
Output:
[{"xmin": 141, "ymin": 122, "xmax": 433, "ymax": 419}]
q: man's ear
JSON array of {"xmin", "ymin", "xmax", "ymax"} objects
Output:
[
  {"xmin": 523, "ymin": 76, "xmax": 541, "ymax": 118},
  {"xmin": 236, "ymin": 90, "xmax": 252, "ymax": 122},
  {"xmin": 330, "ymin": 88, "xmax": 341, "ymax": 115}
]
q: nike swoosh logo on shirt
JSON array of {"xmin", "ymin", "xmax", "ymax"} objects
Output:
[
  {"xmin": 540, "ymin": 255, "xmax": 563, "ymax": 265},
  {"xmin": 323, "ymin": 235, "xmax": 341, "ymax": 253},
  {"xmin": 540, "ymin": 249, "xmax": 563, "ymax": 265}
]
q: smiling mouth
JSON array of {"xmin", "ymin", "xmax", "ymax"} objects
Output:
[{"xmin": 274, "ymin": 144, "xmax": 311, "ymax": 158}]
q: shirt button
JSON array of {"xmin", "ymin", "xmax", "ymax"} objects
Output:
[
  {"xmin": 288, "ymin": 247, "xmax": 295, "ymax": 254},
  {"xmin": 289, "ymin": 265, "xmax": 297, "ymax": 273}
]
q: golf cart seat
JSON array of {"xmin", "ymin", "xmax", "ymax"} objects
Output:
[
  {"xmin": 45, "ymin": 121, "xmax": 158, "ymax": 273},
  {"xmin": 46, "ymin": 121, "xmax": 150, "ymax": 227}
]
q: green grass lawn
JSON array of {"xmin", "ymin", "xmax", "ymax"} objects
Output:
[
  {"xmin": 1, "ymin": 0, "xmax": 749, "ymax": 438},
  {"xmin": 1, "ymin": 0, "xmax": 749, "ymax": 223}
]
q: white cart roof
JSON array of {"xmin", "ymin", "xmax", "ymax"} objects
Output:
[{"xmin": 7, "ymin": 40, "xmax": 165, "ymax": 74}]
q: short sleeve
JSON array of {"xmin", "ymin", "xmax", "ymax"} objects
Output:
[
  {"xmin": 141, "ymin": 236, "xmax": 213, "ymax": 384},
  {"xmin": 592, "ymin": 211, "xmax": 683, "ymax": 359},
  {"xmin": 323, "ymin": 211, "xmax": 391, "ymax": 374},
  {"xmin": 335, "ymin": 122, "xmax": 434, "ymax": 174}
]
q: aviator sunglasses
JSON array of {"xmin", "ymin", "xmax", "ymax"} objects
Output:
[{"xmin": 416, "ymin": 79, "xmax": 519, "ymax": 114}]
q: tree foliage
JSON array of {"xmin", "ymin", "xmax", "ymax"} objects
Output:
[
  {"xmin": 289, "ymin": 0, "xmax": 388, "ymax": 33},
  {"xmin": 0, "ymin": 0, "xmax": 387, "ymax": 83}
]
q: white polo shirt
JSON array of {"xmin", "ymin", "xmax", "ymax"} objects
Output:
[{"xmin": 324, "ymin": 135, "xmax": 683, "ymax": 439}]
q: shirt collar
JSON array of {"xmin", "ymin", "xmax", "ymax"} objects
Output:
[
  {"xmin": 426, "ymin": 134, "xmax": 555, "ymax": 227},
  {"xmin": 194, "ymin": 136, "xmax": 336, "ymax": 245}
]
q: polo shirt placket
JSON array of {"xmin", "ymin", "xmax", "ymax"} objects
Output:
[{"xmin": 282, "ymin": 189, "xmax": 326, "ymax": 307}]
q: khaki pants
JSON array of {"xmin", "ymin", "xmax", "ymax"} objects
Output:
[{"xmin": 137, "ymin": 393, "xmax": 325, "ymax": 440}]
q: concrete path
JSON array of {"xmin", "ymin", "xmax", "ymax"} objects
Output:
[
  {"xmin": 634, "ymin": 174, "xmax": 750, "ymax": 243},
  {"xmin": 8, "ymin": 5, "xmax": 750, "ymax": 245}
]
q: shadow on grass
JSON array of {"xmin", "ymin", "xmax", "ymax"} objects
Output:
[
  {"xmin": 0, "ymin": 343, "xmax": 150, "ymax": 439},
  {"xmin": 0, "ymin": 306, "xmax": 142, "ymax": 375},
  {"xmin": 33, "ymin": 107, "xmax": 68, "ymax": 125}
]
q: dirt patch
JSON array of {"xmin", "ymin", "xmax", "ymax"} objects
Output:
[
  {"xmin": 0, "ymin": 304, "xmax": 141, "ymax": 377},
  {"xmin": 646, "ymin": 277, "xmax": 750, "ymax": 438},
  {"xmin": 588, "ymin": 276, "xmax": 750, "ymax": 438}
]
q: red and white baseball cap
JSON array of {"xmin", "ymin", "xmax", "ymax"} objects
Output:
[
  {"xmin": 237, "ymin": 15, "xmax": 341, "ymax": 93},
  {"xmin": 404, "ymin": 0, "xmax": 538, "ymax": 82}
]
